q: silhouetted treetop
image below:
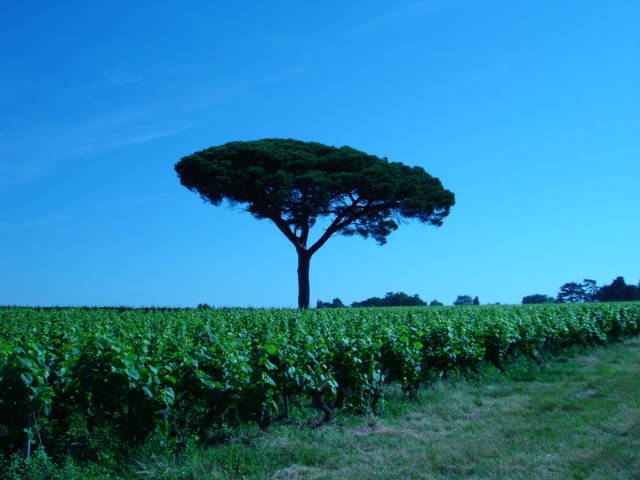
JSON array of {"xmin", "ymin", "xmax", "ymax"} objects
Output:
[
  {"xmin": 350, "ymin": 292, "xmax": 428, "ymax": 307},
  {"xmin": 596, "ymin": 276, "xmax": 640, "ymax": 302},
  {"xmin": 176, "ymin": 139, "xmax": 454, "ymax": 245},
  {"xmin": 522, "ymin": 294, "xmax": 556, "ymax": 304}
]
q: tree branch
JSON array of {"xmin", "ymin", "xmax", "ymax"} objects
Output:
[
  {"xmin": 269, "ymin": 215, "xmax": 304, "ymax": 251},
  {"xmin": 307, "ymin": 199, "xmax": 395, "ymax": 256}
]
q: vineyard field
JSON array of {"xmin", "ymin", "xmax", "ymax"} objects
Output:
[{"xmin": 1, "ymin": 303, "xmax": 639, "ymax": 456}]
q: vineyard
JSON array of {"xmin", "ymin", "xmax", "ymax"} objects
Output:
[{"xmin": 1, "ymin": 303, "xmax": 639, "ymax": 459}]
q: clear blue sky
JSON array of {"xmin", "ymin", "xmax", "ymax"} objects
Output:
[{"xmin": 1, "ymin": 1, "xmax": 638, "ymax": 308}]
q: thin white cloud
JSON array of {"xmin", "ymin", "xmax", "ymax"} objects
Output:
[
  {"xmin": 0, "ymin": 120, "xmax": 191, "ymax": 186},
  {"xmin": 58, "ymin": 124, "xmax": 192, "ymax": 157},
  {"xmin": 22, "ymin": 210, "xmax": 72, "ymax": 228},
  {"xmin": 333, "ymin": 1, "xmax": 447, "ymax": 39},
  {"xmin": 15, "ymin": 193, "xmax": 175, "ymax": 231},
  {"xmin": 0, "ymin": 56, "xmax": 311, "ymax": 187}
]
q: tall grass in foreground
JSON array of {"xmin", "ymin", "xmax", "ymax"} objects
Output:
[{"xmin": 7, "ymin": 339, "xmax": 636, "ymax": 479}]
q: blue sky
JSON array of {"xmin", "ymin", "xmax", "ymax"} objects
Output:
[{"xmin": 1, "ymin": 1, "xmax": 639, "ymax": 307}]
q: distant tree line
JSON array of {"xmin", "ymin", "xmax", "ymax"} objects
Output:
[
  {"xmin": 523, "ymin": 276, "xmax": 640, "ymax": 304},
  {"xmin": 316, "ymin": 276, "xmax": 640, "ymax": 309},
  {"xmin": 316, "ymin": 292, "xmax": 480, "ymax": 308},
  {"xmin": 351, "ymin": 292, "xmax": 427, "ymax": 307},
  {"xmin": 317, "ymin": 292, "xmax": 439, "ymax": 308}
]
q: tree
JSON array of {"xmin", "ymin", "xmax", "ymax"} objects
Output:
[
  {"xmin": 556, "ymin": 282, "xmax": 586, "ymax": 303},
  {"xmin": 556, "ymin": 279, "xmax": 600, "ymax": 303},
  {"xmin": 473, "ymin": 296, "xmax": 480, "ymax": 305},
  {"xmin": 316, "ymin": 298, "xmax": 344, "ymax": 308},
  {"xmin": 582, "ymin": 279, "xmax": 599, "ymax": 302},
  {"xmin": 596, "ymin": 276, "xmax": 640, "ymax": 302},
  {"xmin": 175, "ymin": 139, "xmax": 455, "ymax": 308},
  {"xmin": 351, "ymin": 291, "xmax": 427, "ymax": 307},
  {"xmin": 522, "ymin": 294, "xmax": 556, "ymax": 304},
  {"xmin": 453, "ymin": 295, "xmax": 474, "ymax": 306},
  {"xmin": 351, "ymin": 296, "xmax": 384, "ymax": 307},
  {"xmin": 429, "ymin": 299, "xmax": 443, "ymax": 306}
]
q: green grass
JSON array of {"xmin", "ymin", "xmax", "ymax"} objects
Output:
[{"xmin": 5, "ymin": 340, "xmax": 640, "ymax": 479}]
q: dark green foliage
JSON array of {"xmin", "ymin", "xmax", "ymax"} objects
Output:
[
  {"xmin": 175, "ymin": 139, "xmax": 455, "ymax": 240},
  {"xmin": 350, "ymin": 291, "xmax": 427, "ymax": 307},
  {"xmin": 453, "ymin": 295, "xmax": 474, "ymax": 306},
  {"xmin": 556, "ymin": 282, "xmax": 585, "ymax": 303},
  {"xmin": 2, "ymin": 446, "xmax": 115, "ymax": 480},
  {"xmin": 596, "ymin": 276, "xmax": 640, "ymax": 302},
  {"xmin": 522, "ymin": 294, "xmax": 556, "ymax": 304},
  {"xmin": 554, "ymin": 277, "xmax": 640, "ymax": 304},
  {"xmin": 555, "ymin": 279, "xmax": 598, "ymax": 303},
  {"xmin": 429, "ymin": 299, "xmax": 443, "ymax": 306},
  {"xmin": 473, "ymin": 296, "xmax": 480, "ymax": 305},
  {"xmin": 582, "ymin": 279, "xmax": 599, "ymax": 301},
  {"xmin": 175, "ymin": 139, "xmax": 455, "ymax": 308},
  {"xmin": 316, "ymin": 298, "xmax": 345, "ymax": 308}
]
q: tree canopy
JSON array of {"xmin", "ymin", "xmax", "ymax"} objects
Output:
[
  {"xmin": 522, "ymin": 294, "xmax": 556, "ymax": 304},
  {"xmin": 316, "ymin": 298, "xmax": 345, "ymax": 309},
  {"xmin": 596, "ymin": 277, "xmax": 640, "ymax": 302},
  {"xmin": 175, "ymin": 139, "xmax": 455, "ymax": 308},
  {"xmin": 556, "ymin": 282, "xmax": 590, "ymax": 303},
  {"xmin": 453, "ymin": 295, "xmax": 475, "ymax": 306},
  {"xmin": 545, "ymin": 277, "xmax": 640, "ymax": 304},
  {"xmin": 350, "ymin": 292, "xmax": 427, "ymax": 308}
]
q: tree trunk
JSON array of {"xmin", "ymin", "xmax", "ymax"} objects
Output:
[{"xmin": 297, "ymin": 249, "xmax": 312, "ymax": 309}]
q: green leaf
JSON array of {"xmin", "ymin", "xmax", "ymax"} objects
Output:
[
  {"xmin": 261, "ymin": 372, "xmax": 276, "ymax": 387},
  {"xmin": 20, "ymin": 372, "xmax": 33, "ymax": 385},
  {"xmin": 18, "ymin": 358, "xmax": 35, "ymax": 370},
  {"xmin": 263, "ymin": 359, "xmax": 277, "ymax": 370}
]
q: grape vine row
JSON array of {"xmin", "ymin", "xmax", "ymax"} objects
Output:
[{"xmin": 1, "ymin": 302, "xmax": 638, "ymax": 450}]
